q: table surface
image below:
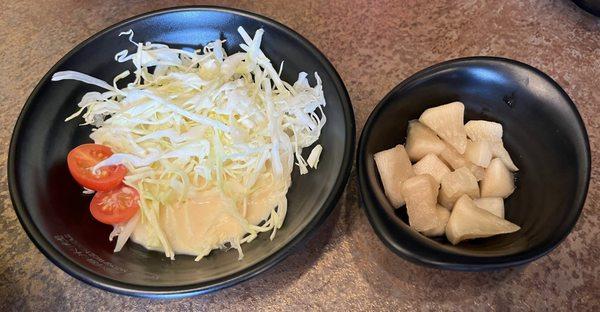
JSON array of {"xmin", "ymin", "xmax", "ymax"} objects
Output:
[{"xmin": 1, "ymin": 0, "xmax": 598, "ymax": 310}]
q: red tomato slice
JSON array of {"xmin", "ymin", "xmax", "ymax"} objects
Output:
[
  {"xmin": 90, "ymin": 185, "xmax": 140, "ymax": 224},
  {"xmin": 67, "ymin": 144, "xmax": 127, "ymax": 191}
]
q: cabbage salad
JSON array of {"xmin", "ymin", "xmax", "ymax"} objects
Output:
[{"xmin": 52, "ymin": 26, "xmax": 326, "ymax": 261}]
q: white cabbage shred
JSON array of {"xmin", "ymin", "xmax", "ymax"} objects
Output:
[{"xmin": 53, "ymin": 27, "xmax": 326, "ymax": 260}]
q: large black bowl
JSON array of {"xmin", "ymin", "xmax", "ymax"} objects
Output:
[
  {"xmin": 8, "ymin": 7, "xmax": 354, "ymax": 297},
  {"xmin": 357, "ymin": 57, "xmax": 590, "ymax": 270}
]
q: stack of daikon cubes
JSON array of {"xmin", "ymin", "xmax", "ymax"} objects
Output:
[{"xmin": 374, "ymin": 102, "xmax": 520, "ymax": 244}]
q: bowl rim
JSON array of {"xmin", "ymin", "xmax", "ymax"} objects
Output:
[
  {"xmin": 571, "ymin": 0, "xmax": 600, "ymax": 17},
  {"xmin": 356, "ymin": 56, "xmax": 591, "ymax": 271},
  {"xmin": 7, "ymin": 5, "xmax": 355, "ymax": 298}
]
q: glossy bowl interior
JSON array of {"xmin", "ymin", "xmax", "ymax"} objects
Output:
[
  {"xmin": 8, "ymin": 7, "xmax": 354, "ymax": 297},
  {"xmin": 357, "ymin": 57, "xmax": 590, "ymax": 270}
]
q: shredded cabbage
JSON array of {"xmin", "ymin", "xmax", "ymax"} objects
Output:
[{"xmin": 53, "ymin": 26, "xmax": 326, "ymax": 260}]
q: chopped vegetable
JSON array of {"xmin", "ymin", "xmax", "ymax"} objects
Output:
[
  {"xmin": 90, "ymin": 185, "xmax": 140, "ymax": 224},
  {"xmin": 419, "ymin": 102, "xmax": 467, "ymax": 154},
  {"xmin": 373, "ymin": 102, "xmax": 521, "ymax": 244},
  {"xmin": 480, "ymin": 158, "xmax": 515, "ymax": 198},
  {"xmin": 464, "ymin": 120, "xmax": 518, "ymax": 171},
  {"xmin": 422, "ymin": 205, "xmax": 450, "ymax": 237},
  {"xmin": 439, "ymin": 144, "xmax": 485, "ymax": 181},
  {"xmin": 438, "ymin": 167, "xmax": 480, "ymax": 209},
  {"xmin": 412, "ymin": 153, "xmax": 451, "ymax": 183},
  {"xmin": 307, "ymin": 144, "xmax": 323, "ymax": 169},
  {"xmin": 401, "ymin": 174, "xmax": 439, "ymax": 232},
  {"xmin": 405, "ymin": 120, "xmax": 446, "ymax": 161},
  {"xmin": 374, "ymin": 145, "xmax": 415, "ymax": 208},
  {"xmin": 54, "ymin": 27, "xmax": 327, "ymax": 260},
  {"xmin": 67, "ymin": 144, "xmax": 127, "ymax": 191},
  {"xmin": 473, "ymin": 197, "xmax": 505, "ymax": 219},
  {"xmin": 446, "ymin": 195, "xmax": 519, "ymax": 245},
  {"xmin": 464, "ymin": 139, "xmax": 492, "ymax": 168}
]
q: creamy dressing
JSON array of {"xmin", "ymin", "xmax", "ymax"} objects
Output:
[
  {"xmin": 244, "ymin": 172, "xmax": 287, "ymax": 225},
  {"xmin": 130, "ymin": 173, "xmax": 288, "ymax": 258}
]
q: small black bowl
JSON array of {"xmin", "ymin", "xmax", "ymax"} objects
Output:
[
  {"xmin": 8, "ymin": 7, "xmax": 354, "ymax": 297},
  {"xmin": 572, "ymin": 0, "xmax": 600, "ymax": 17},
  {"xmin": 357, "ymin": 57, "xmax": 590, "ymax": 271}
]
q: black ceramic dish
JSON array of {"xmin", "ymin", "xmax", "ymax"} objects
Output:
[
  {"xmin": 8, "ymin": 7, "xmax": 354, "ymax": 297},
  {"xmin": 357, "ymin": 57, "xmax": 590, "ymax": 271},
  {"xmin": 572, "ymin": 0, "xmax": 600, "ymax": 17}
]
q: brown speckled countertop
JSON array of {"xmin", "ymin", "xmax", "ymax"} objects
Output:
[{"xmin": 1, "ymin": 0, "xmax": 599, "ymax": 310}]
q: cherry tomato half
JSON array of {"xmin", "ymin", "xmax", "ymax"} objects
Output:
[
  {"xmin": 90, "ymin": 184, "xmax": 140, "ymax": 224},
  {"xmin": 67, "ymin": 144, "xmax": 127, "ymax": 191}
]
